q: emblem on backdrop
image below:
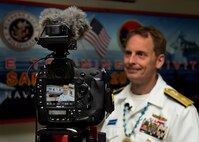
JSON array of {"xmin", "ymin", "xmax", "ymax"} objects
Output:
[
  {"xmin": 118, "ymin": 20, "xmax": 141, "ymax": 50},
  {"xmin": 0, "ymin": 10, "xmax": 39, "ymax": 51}
]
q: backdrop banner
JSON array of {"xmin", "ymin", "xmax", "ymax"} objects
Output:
[{"xmin": 0, "ymin": 2, "xmax": 199, "ymax": 122}]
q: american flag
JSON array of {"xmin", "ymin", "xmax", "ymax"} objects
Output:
[{"xmin": 84, "ymin": 18, "xmax": 111, "ymax": 58}]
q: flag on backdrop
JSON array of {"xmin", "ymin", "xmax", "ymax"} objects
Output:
[{"xmin": 84, "ymin": 18, "xmax": 111, "ymax": 58}]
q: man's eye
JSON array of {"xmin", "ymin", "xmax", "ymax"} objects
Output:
[
  {"xmin": 137, "ymin": 52, "xmax": 146, "ymax": 57},
  {"xmin": 125, "ymin": 51, "xmax": 131, "ymax": 56}
]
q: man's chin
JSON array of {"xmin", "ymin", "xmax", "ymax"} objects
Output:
[
  {"xmin": 127, "ymin": 75, "xmax": 140, "ymax": 82},
  {"xmin": 126, "ymin": 72, "xmax": 139, "ymax": 77}
]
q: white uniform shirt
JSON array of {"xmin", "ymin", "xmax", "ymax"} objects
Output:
[
  {"xmin": 100, "ymin": 74, "xmax": 199, "ymax": 142},
  {"xmin": 58, "ymin": 93, "xmax": 74, "ymax": 101}
]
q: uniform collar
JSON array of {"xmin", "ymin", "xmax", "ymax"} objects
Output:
[
  {"xmin": 114, "ymin": 83, "xmax": 131, "ymax": 105},
  {"xmin": 147, "ymin": 74, "xmax": 167, "ymax": 108},
  {"xmin": 116, "ymin": 74, "xmax": 167, "ymax": 109},
  {"xmin": 116, "ymin": 83, "xmax": 131, "ymax": 100}
]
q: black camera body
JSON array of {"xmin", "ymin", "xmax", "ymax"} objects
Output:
[
  {"xmin": 36, "ymin": 64, "xmax": 107, "ymax": 127},
  {"xmin": 35, "ymin": 22, "xmax": 113, "ymax": 128}
]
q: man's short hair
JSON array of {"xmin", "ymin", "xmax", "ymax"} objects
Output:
[{"xmin": 125, "ymin": 26, "xmax": 166, "ymax": 56}]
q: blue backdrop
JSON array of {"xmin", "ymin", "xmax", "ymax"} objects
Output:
[{"xmin": 0, "ymin": 2, "xmax": 199, "ymax": 122}]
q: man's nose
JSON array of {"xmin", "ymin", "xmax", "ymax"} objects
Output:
[{"xmin": 129, "ymin": 54, "xmax": 136, "ymax": 63}]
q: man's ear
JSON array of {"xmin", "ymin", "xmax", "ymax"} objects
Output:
[{"xmin": 156, "ymin": 54, "xmax": 165, "ymax": 69}]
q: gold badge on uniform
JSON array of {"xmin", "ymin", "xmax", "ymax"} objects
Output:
[
  {"xmin": 146, "ymin": 139, "xmax": 151, "ymax": 142},
  {"xmin": 122, "ymin": 137, "xmax": 133, "ymax": 142},
  {"xmin": 152, "ymin": 114, "xmax": 167, "ymax": 121}
]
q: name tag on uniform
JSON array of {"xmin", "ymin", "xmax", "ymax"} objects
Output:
[{"xmin": 107, "ymin": 119, "xmax": 117, "ymax": 125}]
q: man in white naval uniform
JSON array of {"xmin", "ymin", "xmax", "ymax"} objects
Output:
[
  {"xmin": 58, "ymin": 85, "xmax": 74, "ymax": 102},
  {"xmin": 99, "ymin": 26, "xmax": 199, "ymax": 142}
]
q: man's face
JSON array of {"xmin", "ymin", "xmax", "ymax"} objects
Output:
[
  {"xmin": 124, "ymin": 34, "xmax": 164, "ymax": 85},
  {"xmin": 63, "ymin": 85, "xmax": 69, "ymax": 95}
]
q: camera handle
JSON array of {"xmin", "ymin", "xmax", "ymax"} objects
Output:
[{"xmin": 36, "ymin": 127, "xmax": 106, "ymax": 142}]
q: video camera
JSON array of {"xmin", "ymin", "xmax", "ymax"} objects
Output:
[{"xmin": 35, "ymin": 19, "xmax": 114, "ymax": 129}]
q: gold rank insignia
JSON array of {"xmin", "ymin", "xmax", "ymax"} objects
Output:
[
  {"xmin": 112, "ymin": 87, "xmax": 124, "ymax": 95},
  {"xmin": 164, "ymin": 88, "xmax": 194, "ymax": 107}
]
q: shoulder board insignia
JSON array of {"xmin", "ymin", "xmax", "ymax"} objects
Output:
[
  {"xmin": 112, "ymin": 87, "xmax": 124, "ymax": 95},
  {"xmin": 164, "ymin": 88, "xmax": 194, "ymax": 107}
]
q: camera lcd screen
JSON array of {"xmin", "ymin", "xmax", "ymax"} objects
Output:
[{"xmin": 46, "ymin": 84, "xmax": 75, "ymax": 106}]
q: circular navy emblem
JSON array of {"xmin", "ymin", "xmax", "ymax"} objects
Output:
[
  {"xmin": 0, "ymin": 10, "xmax": 39, "ymax": 51},
  {"xmin": 118, "ymin": 20, "xmax": 141, "ymax": 50}
]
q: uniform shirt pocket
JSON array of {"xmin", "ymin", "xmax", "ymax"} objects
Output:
[
  {"xmin": 105, "ymin": 125, "xmax": 121, "ymax": 141},
  {"xmin": 135, "ymin": 132, "xmax": 166, "ymax": 142}
]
